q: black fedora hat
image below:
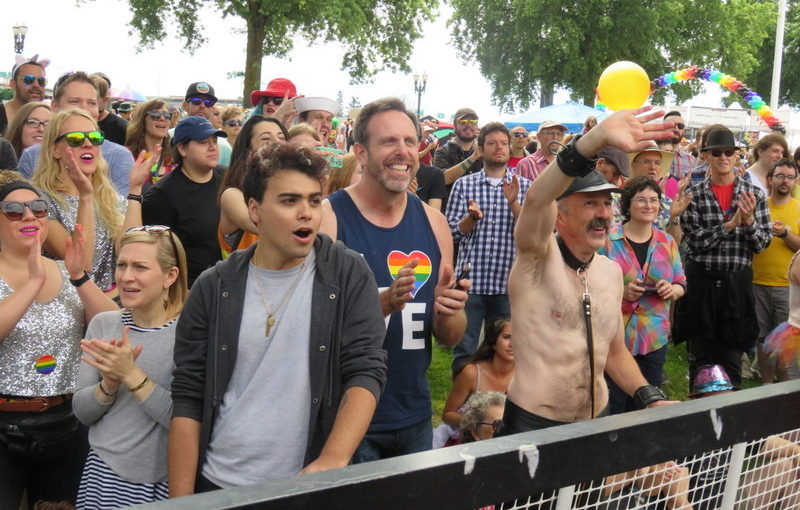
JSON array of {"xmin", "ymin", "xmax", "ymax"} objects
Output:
[{"xmin": 702, "ymin": 129, "xmax": 737, "ymax": 151}]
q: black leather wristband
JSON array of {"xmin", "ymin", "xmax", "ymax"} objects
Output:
[
  {"xmin": 127, "ymin": 193, "xmax": 143, "ymax": 203},
  {"xmin": 69, "ymin": 271, "xmax": 91, "ymax": 288},
  {"xmin": 634, "ymin": 384, "xmax": 667, "ymax": 409},
  {"xmin": 555, "ymin": 134, "xmax": 597, "ymax": 178}
]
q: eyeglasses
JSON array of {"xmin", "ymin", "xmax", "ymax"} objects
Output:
[
  {"xmin": 458, "ymin": 119, "xmax": 478, "ymax": 125},
  {"xmin": 146, "ymin": 112, "xmax": 171, "ymax": 121},
  {"xmin": 125, "ymin": 225, "xmax": 179, "ymax": 262},
  {"xmin": 187, "ymin": 97, "xmax": 216, "ymax": 107},
  {"xmin": 24, "ymin": 118, "xmax": 49, "ymax": 129},
  {"xmin": 632, "ymin": 197, "xmax": 661, "ymax": 206},
  {"xmin": 0, "ymin": 199, "xmax": 49, "ymax": 221},
  {"xmin": 261, "ymin": 96, "xmax": 284, "ymax": 106},
  {"xmin": 477, "ymin": 419, "xmax": 503, "ymax": 433},
  {"xmin": 512, "ymin": 132, "xmax": 528, "ymax": 138},
  {"xmin": 772, "ymin": 174, "xmax": 797, "ymax": 181},
  {"xmin": 20, "ymin": 75, "xmax": 46, "ymax": 87},
  {"xmin": 538, "ymin": 130, "xmax": 565, "ymax": 138},
  {"xmin": 224, "ymin": 119, "xmax": 244, "ymax": 127},
  {"xmin": 708, "ymin": 149, "xmax": 736, "ymax": 158},
  {"xmin": 55, "ymin": 131, "xmax": 105, "ymax": 148}
]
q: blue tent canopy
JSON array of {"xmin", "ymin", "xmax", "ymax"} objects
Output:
[{"xmin": 503, "ymin": 102, "xmax": 608, "ymax": 133}]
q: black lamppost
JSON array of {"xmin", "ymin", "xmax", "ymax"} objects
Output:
[
  {"xmin": 413, "ymin": 73, "xmax": 427, "ymax": 117},
  {"xmin": 13, "ymin": 25, "xmax": 27, "ymax": 54}
]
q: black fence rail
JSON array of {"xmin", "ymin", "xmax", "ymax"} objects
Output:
[{"xmin": 134, "ymin": 379, "xmax": 800, "ymax": 510}]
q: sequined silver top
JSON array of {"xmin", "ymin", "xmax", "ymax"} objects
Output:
[
  {"xmin": 44, "ymin": 192, "xmax": 126, "ymax": 291},
  {"xmin": 0, "ymin": 261, "xmax": 85, "ymax": 396}
]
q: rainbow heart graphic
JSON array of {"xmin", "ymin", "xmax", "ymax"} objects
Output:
[{"xmin": 387, "ymin": 250, "xmax": 433, "ymax": 298}]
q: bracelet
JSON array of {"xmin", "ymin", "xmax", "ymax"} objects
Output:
[
  {"xmin": 779, "ymin": 229, "xmax": 788, "ymax": 239},
  {"xmin": 555, "ymin": 134, "xmax": 597, "ymax": 178},
  {"xmin": 69, "ymin": 271, "xmax": 91, "ymax": 288},
  {"xmin": 97, "ymin": 381, "xmax": 116, "ymax": 397},
  {"xmin": 127, "ymin": 193, "xmax": 143, "ymax": 203},
  {"xmin": 460, "ymin": 160, "xmax": 472, "ymax": 172},
  {"xmin": 633, "ymin": 384, "xmax": 667, "ymax": 409},
  {"xmin": 128, "ymin": 375, "xmax": 150, "ymax": 393}
]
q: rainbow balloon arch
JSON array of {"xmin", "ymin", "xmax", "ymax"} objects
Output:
[{"xmin": 596, "ymin": 65, "xmax": 785, "ymax": 132}]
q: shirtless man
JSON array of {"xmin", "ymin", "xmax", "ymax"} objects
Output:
[{"xmin": 504, "ymin": 107, "xmax": 679, "ymax": 432}]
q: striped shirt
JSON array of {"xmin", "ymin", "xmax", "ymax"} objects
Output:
[
  {"xmin": 670, "ymin": 150, "xmax": 696, "ymax": 180},
  {"xmin": 515, "ymin": 150, "xmax": 551, "ymax": 182},
  {"xmin": 681, "ymin": 177, "xmax": 772, "ymax": 271},
  {"xmin": 446, "ymin": 170, "xmax": 532, "ymax": 294}
]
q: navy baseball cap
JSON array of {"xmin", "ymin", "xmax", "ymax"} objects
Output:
[{"xmin": 172, "ymin": 116, "xmax": 226, "ymax": 145}]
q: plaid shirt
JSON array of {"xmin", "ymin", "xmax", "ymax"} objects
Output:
[
  {"xmin": 515, "ymin": 150, "xmax": 551, "ymax": 182},
  {"xmin": 670, "ymin": 150, "xmax": 696, "ymax": 179},
  {"xmin": 446, "ymin": 170, "xmax": 532, "ymax": 294},
  {"xmin": 681, "ymin": 177, "xmax": 772, "ymax": 271}
]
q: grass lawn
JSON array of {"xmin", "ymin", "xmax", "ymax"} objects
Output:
[{"xmin": 428, "ymin": 341, "xmax": 760, "ymax": 427}]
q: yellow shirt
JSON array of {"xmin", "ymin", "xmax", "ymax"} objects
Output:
[{"xmin": 753, "ymin": 197, "xmax": 800, "ymax": 286}]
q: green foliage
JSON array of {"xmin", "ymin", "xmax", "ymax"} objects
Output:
[
  {"xmin": 449, "ymin": 0, "xmax": 775, "ymax": 111},
  {"xmin": 110, "ymin": 0, "xmax": 435, "ymax": 100}
]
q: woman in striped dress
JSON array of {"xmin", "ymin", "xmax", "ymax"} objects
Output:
[{"xmin": 72, "ymin": 226, "xmax": 188, "ymax": 508}]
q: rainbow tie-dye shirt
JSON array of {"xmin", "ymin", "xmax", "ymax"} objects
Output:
[{"xmin": 600, "ymin": 226, "xmax": 686, "ymax": 355}]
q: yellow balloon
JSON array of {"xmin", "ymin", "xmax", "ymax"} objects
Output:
[{"xmin": 597, "ymin": 61, "xmax": 650, "ymax": 111}]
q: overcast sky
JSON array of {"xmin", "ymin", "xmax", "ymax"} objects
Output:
[{"xmin": 5, "ymin": 0, "xmax": 736, "ymax": 122}]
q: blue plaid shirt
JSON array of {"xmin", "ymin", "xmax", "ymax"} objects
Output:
[{"xmin": 446, "ymin": 170, "xmax": 532, "ymax": 294}]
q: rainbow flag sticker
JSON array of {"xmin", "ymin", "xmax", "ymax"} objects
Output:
[
  {"xmin": 35, "ymin": 355, "xmax": 57, "ymax": 375},
  {"xmin": 387, "ymin": 250, "xmax": 433, "ymax": 297}
]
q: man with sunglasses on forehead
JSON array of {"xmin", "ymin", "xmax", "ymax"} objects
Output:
[
  {"xmin": 0, "ymin": 55, "xmax": 48, "ymax": 136},
  {"xmin": 680, "ymin": 127, "xmax": 772, "ymax": 387},
  {"xmin": 663, "ymin": 111, "xmax": 695, "ymax": 181},
  {"xmin": 17, "ymin": 71, "xmax": 135, "ymax": 196},
  {"xmin": 179, "ymin": 82, "xmax": 232, "ymax": 168}
]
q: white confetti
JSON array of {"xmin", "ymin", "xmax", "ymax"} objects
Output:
[
  {"xmin": 710, "ymin": 409, "xmax": 723, "ymax": 440},
  {"xmin": 518, "ymin": 444, "xmax": 540, "ymax": 478},
  {"xmin": 460, "ymin": 452, "xmax": 476, "ymax": 475}
]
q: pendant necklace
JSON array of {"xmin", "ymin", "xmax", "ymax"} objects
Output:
[{"xmin": 252, "ymin": 260, "xmax": 306, "ymax": 336}]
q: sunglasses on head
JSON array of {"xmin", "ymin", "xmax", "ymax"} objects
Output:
[
  {"xmin": 0, "ymin": 199, "xmax": 49, "ymax": 221},
  {"xmin": 21, "ymin": 75, "xmax": 46, "ymax": 87},
  {"xmin": 261, "ymin": 96, "xmax": 284, "ymax": 106},
  {"xmin": 187, "ymin": 97, "xmax": 216, "ymax": 107},
  {"xmin": 56, "ymin": 131, "xmax": 105, "ymax": 148},
  {"xmin": 146, "ymin": 111, "xmax": 171, "ymax": 121},
  {"xmin": 708, "ymin": 149, "xmax": 736, "ymax": 157},
  {"xmin": 512, "ymin": 132, "xmax": 528, "ymax": 138},
  {"xmin": 126, "ymin": 225, "xmax": 179, "ymax": 261},
  {"xmin": 224, "ymin": 119, "xmax": 244, "ymax": 127},
  {"xmin": 24, "ymin": 118, "xmax": 49, "ymax": 129}
]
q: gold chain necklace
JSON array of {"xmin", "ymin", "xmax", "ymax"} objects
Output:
[{"xmin": 252, "ymin": 261, "xmax": 306, "ymax": 336}]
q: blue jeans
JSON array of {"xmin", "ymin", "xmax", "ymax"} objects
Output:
[
  {"xmin": 607, "ymin": 344, "xmax": 668, "ymax": 414},
  {"xmin": 351, "ymin": 418, "xmax": 432, "ymax": 463},
  {"xmin": 452, "ymin": 293, "xmax": 510, "ymax": 376}
]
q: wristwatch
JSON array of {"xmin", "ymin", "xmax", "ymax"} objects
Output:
[
  {"xmin": 779, "ymin": 229, "xmax": 789, "ymax": 239},
  {"xmin": 69, "ymin": 271, "xmax": 91, "ymax": 288}
]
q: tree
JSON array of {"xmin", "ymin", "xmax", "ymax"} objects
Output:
[
  {"xmin": 348, "ymin": 96, "xmax": 362, "ymax": 110},
  {"xmin": 336, "ymin": 90, "xmax": 345, "ymax": 113},
  {"xmin": 448, "ymin": 0, "xmax": 775, "ymax": 111},
  {"xmin": 112, "ymin": 0, "xmax": 434, "ymax": 101}
]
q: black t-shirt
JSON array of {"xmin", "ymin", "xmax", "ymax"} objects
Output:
[
  {"xmin": 626, "ymin": 235, "xmax": 652, "ymax": 269},
  {"xmin": 415, "ymin": 164, "xmax": 446, "ymax": 205},
  {"xmin": 98, "ymin": 113, "xmax": 129, "ymax": 146},
  {"xmin": 142, "ymin": 166, "xmax": 224, "ymax": 287}
]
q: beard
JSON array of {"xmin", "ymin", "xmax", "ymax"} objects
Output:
[{"xmin": 456, "ymin": 132, "xmax": 476, "ymax": 143}]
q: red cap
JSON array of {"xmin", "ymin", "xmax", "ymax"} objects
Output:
[{"xmin": 251, "ymin": 78, "xmax": 297, "ymax": 107}]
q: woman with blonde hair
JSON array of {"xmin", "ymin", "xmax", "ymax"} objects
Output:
[
  {"xmin": 74, "ymin": 226, "xmax": 188, "ymax": 507},
  {"xmin": 125, "ymin": 99, "xmax": 172, "ymax": 190},
  {"xmin": 288, "ymin": 123, "xmax": 322, "ymax": 148},
  {"xmin": 326, "ymin": 153, "xmax": 362, "ymax": 195},
  {"xmin": 5, "ymin": 101, "xmax": 52, "ymax": 158},
  {"xmin": 221, "ymin": 106, "xmax": 244, "ymax": 146},
  {"xmin": 32, "ymin": 109, "xmax": 156, "ymax": 293}
]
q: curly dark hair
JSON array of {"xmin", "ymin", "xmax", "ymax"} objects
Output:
[
  {"xmin": 472, "ymin": 317, "xmax": 511, "ymax": 363},
  {"xmin": 620, "ymin": 176, "xmax": 662, "ymax": 223},
  {"xmin": 242, "ymin": 142, "xmax": 328, "ymax": 204}
]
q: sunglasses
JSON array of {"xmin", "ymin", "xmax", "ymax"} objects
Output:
[
  {"xmin": 187, "ymin": 97, "xmax": 216, "ymax": 107},
  {"xmin": 261, "ymin": 96, "xmax": 284, "ymax": 106},
  {"xmin": 126, "ymin": 225, "xmax": 179, "ymax": 261},
  {"xmin": 21, "ymin": 75, "xmax": 47, "ymax": 87},
  {"xmin": 56, "ymin": 131, "xmax": 105, "ymax": 148},
  {"xmin": 0, "ymin": 199, "xmax": 49, "ymax": 221},
  {"xmin": 224, "ymin": 119, "xmax": 244, "ymax": 127},
  {"xmin": 24, "ymin": 118, "xmax": 49, "ymax": 129},
  {"xmin": 458, "ymin": 119, "xmax": 479, "ymax": 125},
  {"xmin": 512, "ymin": 132, "xmax": 528, "ymax": 138},
  {"xmin": 146, "ymin": 111, "xmax": 171, "ymax": 121},
  {"xmin": 708, "ymin": 149, "xmax": 736, "ymax": 157},
  {"xmin": 673, "ymin": 123, "xmax": 686, "ymax": 130}
]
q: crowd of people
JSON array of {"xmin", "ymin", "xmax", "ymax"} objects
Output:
[{"xmin": 0, "ymin": 53, "xmax": 798, "ymax": 510}]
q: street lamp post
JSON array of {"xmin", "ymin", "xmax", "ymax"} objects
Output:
[
  {"xmin": 413, "ymin": 73, "xmax": 427, "ymax": 117},
  {"xmin": 13, "ymin": 25, "xmax": 27, "ymax": 54}
]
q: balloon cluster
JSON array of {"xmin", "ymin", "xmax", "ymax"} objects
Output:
[{"xmin": 651, "ymin": 66, "xmax": 784, "ymax": 131}]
